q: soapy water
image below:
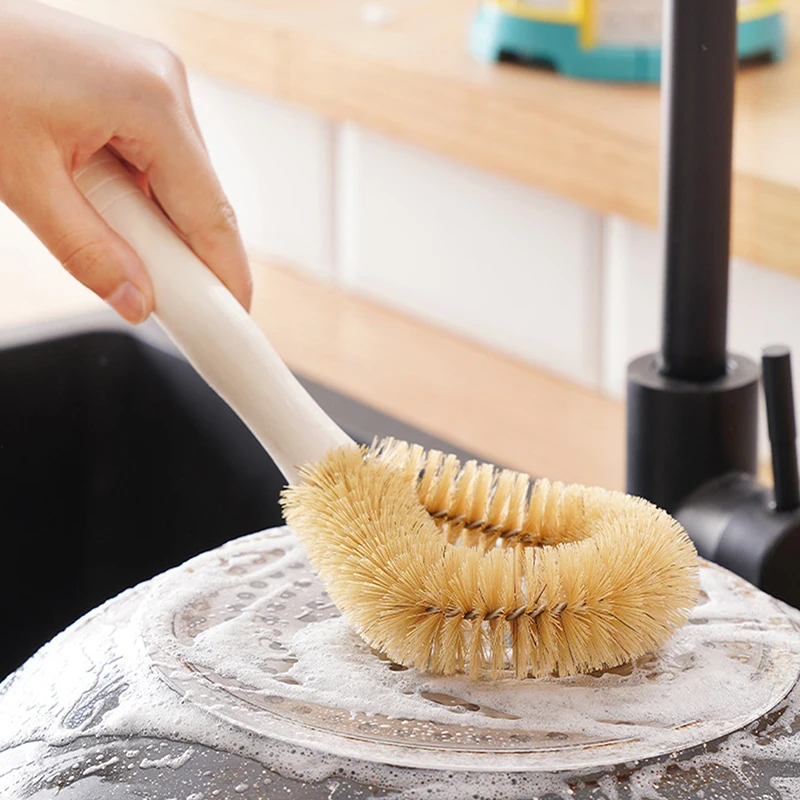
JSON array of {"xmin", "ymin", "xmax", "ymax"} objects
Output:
[
  {"xmin": 4, "ymin": 527, "xmax": 800, "ymax": 799},
  {"xmin": 140, "ymin": 528, "xmax": 800, "ymax": 771}
]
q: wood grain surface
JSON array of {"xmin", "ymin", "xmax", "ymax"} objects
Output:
[{"xmin": 50, "ymin": 0, "xmax": 800, "ymax": 279}]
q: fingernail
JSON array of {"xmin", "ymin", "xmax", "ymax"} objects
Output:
[{"xmin": 107, "ymin": 281, "xmax": 148, "ymax": 324}]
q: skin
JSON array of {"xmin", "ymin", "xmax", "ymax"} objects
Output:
[{"xmin": 0, "ymin": 1, "xmax": 252, "ymax": 323}]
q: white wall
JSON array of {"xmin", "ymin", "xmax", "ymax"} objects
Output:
[
  {"xmin": 336, "ymin": 124, "xmax": 604, "ymax": 386},
  {"xmin": 187, "ymin": 72, "xmax": 336, "ymax": 280},
  {"xmin": 184, "ymin": 74, "xmax": 608, "ymax": 386}
]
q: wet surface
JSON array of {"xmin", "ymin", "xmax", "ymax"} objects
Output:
[
  {"xmin": 5, "ymin": 529, "xmax": 800, "ymax": 799},
  {"xmin": 142, "ymin": 530, "xmax": 800, "ymax": 772},
  {"xmin": 1, "ymin": 737, "xmax": 388, "ymax": 800}
]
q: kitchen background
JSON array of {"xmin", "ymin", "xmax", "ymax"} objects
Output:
[{"xmin": 1, "ymin": 0, "xmax": 797, "ymax": 490}]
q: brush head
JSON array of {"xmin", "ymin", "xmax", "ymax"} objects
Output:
[{"xmin": 281, "ymin": 438, "xmax": 700, "ymax": 680}]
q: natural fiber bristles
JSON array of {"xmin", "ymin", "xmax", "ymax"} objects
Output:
[{"xmin": 281, "ymin": 438, "xmax": 700, "ymax": 680}]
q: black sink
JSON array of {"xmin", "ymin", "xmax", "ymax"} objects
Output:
[{"xmin": 0, "ymin": 313, "xmax": 477, "ymax": 679}]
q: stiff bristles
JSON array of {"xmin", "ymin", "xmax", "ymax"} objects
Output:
[{"xmin": 281, "ymin": 438, "xmax": 699, "ymax": 680}]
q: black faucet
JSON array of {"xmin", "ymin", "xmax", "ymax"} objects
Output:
[{"xmin": 626, "ymin": 0, "xmax": 800, "ymax": 608}]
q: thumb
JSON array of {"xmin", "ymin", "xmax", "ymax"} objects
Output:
[{"xmin": 10, "ymin": 158, "xmax": 154, "ymax": 324}]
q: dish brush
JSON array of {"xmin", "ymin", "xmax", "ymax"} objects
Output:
[{"xmin": 75, "ymin": 150, "xmax": 699, "ymax": 680}]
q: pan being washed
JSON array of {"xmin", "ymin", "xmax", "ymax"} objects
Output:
[{"xmin": 138, "ymin": 528, "xmax": 800, "ymax": 773}]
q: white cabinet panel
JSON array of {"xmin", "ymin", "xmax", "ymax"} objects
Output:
[
  {"xmin": 600, "ymin": 216, "xmax": 663, "ymax": 397},
  {"xmin": 602, "ymin": 215, "xmax": 800, "ymax": 457},
  {"xmin": 337, "ymin": 125, "xmax": 604, "ymax": 386},
  {"xmin": 187, "ymin": 71, "xmax": 334, "ymax": 279}
]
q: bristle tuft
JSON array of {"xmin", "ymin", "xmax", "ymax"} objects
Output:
[{"xmin": 281, "ymin": 437, "xmax": 699, "ymax": 680}]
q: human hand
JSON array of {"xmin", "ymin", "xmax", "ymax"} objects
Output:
[{"xmin": 0, "ymin": 1, "xmax": 252, "ymax": 323}]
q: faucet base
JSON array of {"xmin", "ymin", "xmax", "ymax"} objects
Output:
[{"xmin": 626, "ymin": 351, "xmax": 759, "ymax": 513}]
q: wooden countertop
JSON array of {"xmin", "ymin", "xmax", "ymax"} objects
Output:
[{"xmin": 53, "ymin": 0, "xmax": 800, "ymax": 279}]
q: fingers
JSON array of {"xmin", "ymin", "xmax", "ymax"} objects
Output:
[
  {"xmin": 108, "ymin": 44, "xmax": 252, "ymax": 311},
  {"xmin": 112, "ymin": 121, "xmax": 253, "ymax": 312},
  {"xmin": 8, "ymin": 155, "xmax": 154, "ymax": 324},
  {"xmin": 147, "ymin": 132, "xmax": 253, "ymax": 311}
]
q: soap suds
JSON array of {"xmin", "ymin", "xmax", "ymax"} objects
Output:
[
  {"xmin": 140, "ymin": 747, "xmax": 195, "ymax": 770},
  {"xmin": 3, "ymin": 527, "xmax": 800, "ymax": 799},
  {"xmin": 82, "ymin": 755, "xmax": 119, "ymax": 776},
  {"xmin": 139, "ymin": 529, "xmax": 800, "ymax": 771},
  {"xmin": 771, "ymin": 776, "xmax": 800, "ymax": 800}
]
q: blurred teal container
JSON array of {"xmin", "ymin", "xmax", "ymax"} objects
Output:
[{"xmin": 470, "ymin": 0, "xmax": 786, "ymax": 82}]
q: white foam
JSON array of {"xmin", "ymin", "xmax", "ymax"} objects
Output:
[
  {"xmin": 3, "ymin": 526, "xmax": 800, "ymax": 800},
  {"xmin": 140, "ymin": 748, "xmax": 195, "ymax": 770},
  {"xmin": 186, "ymin": 609, "xmax": 776, "ymax": 736},
  {"xmin": 136, "ymin": 528, "xmax": 800, "ymax": 771},
  {"xmin": 771, "ymin": 776, "xmax": 800, "ymax": 800},
  {"xmin": 82, "ymin": 756, "xmax": 119, "ymax": 776}
]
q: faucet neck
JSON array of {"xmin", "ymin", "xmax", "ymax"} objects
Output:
[{"xmin": 659, "ymin": 0, "xmax": 737, "ymax": 382}]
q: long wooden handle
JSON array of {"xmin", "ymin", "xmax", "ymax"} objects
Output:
[{"xmin": 74, "ymin": 150, "xmax": 352, "ymax": 484}]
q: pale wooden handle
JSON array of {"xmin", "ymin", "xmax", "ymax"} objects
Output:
[{"xmin": 74, "ymin": 150, "xmax": 352, "ymax": 483}]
